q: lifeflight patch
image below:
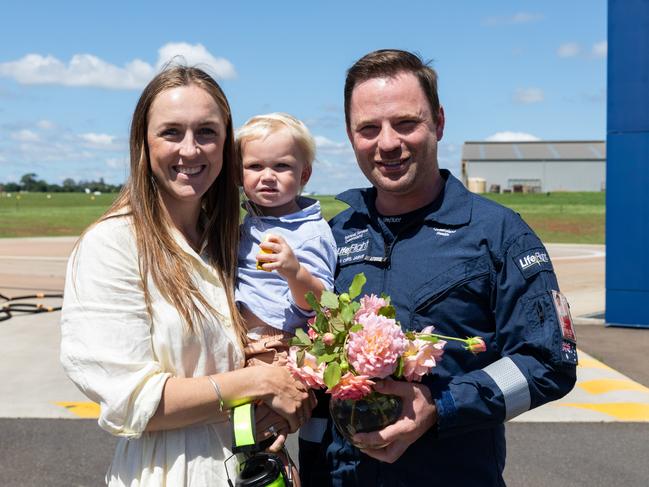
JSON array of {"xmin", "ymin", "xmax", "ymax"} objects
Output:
[{"xmin": 514, "ymin": 247, "xmax": 554, "ymax": 279}]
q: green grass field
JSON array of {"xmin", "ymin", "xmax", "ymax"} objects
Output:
[{"xmin": 0, "ymin": 191, "xmax": 605, "ymax": 243}]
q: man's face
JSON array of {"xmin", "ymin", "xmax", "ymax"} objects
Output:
[{"xmin": 347, "ymin": 72, "xmax": 444, "ymax": 212}]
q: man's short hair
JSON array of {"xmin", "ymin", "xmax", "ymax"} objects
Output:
[{"xmin": 344, "ymin": 49, "xmax": 441, "ymax": 128}]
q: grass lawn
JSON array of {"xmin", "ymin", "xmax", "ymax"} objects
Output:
[
  {"xmin": 0, "ymin": 191, "xmax": 605, "ymax": 243},
  {"xmin": 0, "ymin": 193, "xmax": 117, "ymax": 238}
]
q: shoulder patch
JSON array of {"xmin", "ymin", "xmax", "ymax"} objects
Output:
[
  {"xmin": 513, "ymin": 247, "xmax": 553, "ymax": 279},
  {"xmin": 561, "ymin": 340, "xmax": 578, "ymax": 365}
]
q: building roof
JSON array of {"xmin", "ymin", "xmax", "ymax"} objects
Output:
[{"xmin": 462, "ymin": 140, "xmax": 605, "ymax": 161}]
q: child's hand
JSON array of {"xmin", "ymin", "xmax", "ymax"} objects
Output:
[{"xmin": 256, "ymin": 234, "xmax": 300, "ymax": 279}]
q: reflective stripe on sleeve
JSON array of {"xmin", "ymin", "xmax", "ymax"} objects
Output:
[{"xmin": 482, "ymin": 356, "xmax": 531, "ymax": 421}]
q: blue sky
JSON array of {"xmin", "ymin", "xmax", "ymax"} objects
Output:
[{"xmin": 0, "ymin": 1, "xmax": 607, "ymax": 194}]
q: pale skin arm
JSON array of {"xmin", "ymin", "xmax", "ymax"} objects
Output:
[
  {"xmin": 352, "ymin": 378, "xmax": 438, "ymax": 463},
  {"xmin": 146, "ymin": 363, "xmax": 316, "ymax": 444},
  {"xmin": 256, "ymin": 234, "xmax": 325, "ymax": 310}
]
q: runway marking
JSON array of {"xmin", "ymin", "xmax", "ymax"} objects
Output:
[
  {"xmin": 577, "ymin": 357, "xmax": 610, "ymax": 370},
  {"xmin": 559, "ymin": 402, "xmax": 649, "ymax": 421},
  {"xmin": 55, "ymin": 401, "xmax": 100, "ymax": 418},
  {"xmin": 578, "ymin": 378, "xmax": 649, "ymax": 395}
]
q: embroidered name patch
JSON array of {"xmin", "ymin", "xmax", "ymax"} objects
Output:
[
  {"xmin": 514, "ymin": 247, "xmax": 553, "ymax": 279},
  {"xmin": 338, "ymin": 239, "xmax": 369, "ymax": 265},
  {"xmin": 343, "ymin": 229, "xmax": 369, "ymax": 244}
]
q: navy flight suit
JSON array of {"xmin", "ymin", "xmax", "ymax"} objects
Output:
[{"xmin": 321, "ymin": 170, "xmax": 577, "ymax": 486}]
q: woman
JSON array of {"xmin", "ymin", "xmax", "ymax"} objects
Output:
[{"xmin": 60, "ymin": 66, "xmax": 313, "ymax": 486}]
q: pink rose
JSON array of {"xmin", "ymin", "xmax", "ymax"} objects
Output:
[
  {"xmin": 346, "ymin": 313, "xmax": 407, "ymax": 378},
  {"xmin": 307, "ymin": 327, "xmax": 318, "ymax": 340},
  {"xmin": 322, "ymin": 333, "xmax": 336, "ymax": 346},
  {"xmin": 355, "ymin": 294, "xmax": 388, "ymax": 321},
  {"xmin": 287, "ymin": 347, "xmax": 325, "ymax": 389},
  {"xmin": 328, "ymin": 373, "xmax": 375, "ymax": 401},
  {"xmin": 466, "ymin": 337, "xmax": 487, "ymax": 354},
  {"xmin": 402, "ymin": 338, "xmax": 446, "ymax": 382}
]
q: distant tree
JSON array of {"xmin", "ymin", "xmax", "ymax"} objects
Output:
[
  {"xmin": 47, "ymin": 183, "xmax": 63, "ymax": 192},
  {"xmin": 3, "ymin": 182, "xmax": 20, "ymax": 192},
  {"xmin": 62, "ymin": 178, "xmax": 77, "ymax": 192},
  {"xmin": 20, "ymin": 173, "xmax": 39, "ymax": 191}
]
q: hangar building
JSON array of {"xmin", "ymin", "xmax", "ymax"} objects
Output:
[{"xmin": 461, "ymin": 140, "xmax": 606, "ymax": 193}]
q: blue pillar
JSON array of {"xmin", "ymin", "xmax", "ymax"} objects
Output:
[{"xmin": 606, "ymin": 0, "xmax": 649, "ymax": 327}]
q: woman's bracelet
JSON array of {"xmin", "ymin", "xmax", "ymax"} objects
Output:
[{"xmin": 206, "ymin": 375, "xmax": 225, "ymax": 412}]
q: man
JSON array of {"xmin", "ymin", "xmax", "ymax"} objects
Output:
[{"xmin": 300, "ymin": 49, "xmax": 577, "ymax": 486}]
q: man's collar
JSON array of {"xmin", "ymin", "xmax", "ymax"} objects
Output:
[{"xmin": 335, "ymin": 170, "xmax": 472, "ymax": 226}]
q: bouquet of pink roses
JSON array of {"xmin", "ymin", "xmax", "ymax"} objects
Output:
[{"xmin": 288, "ymin": 273, "xmax": 486, "ymax": 401}]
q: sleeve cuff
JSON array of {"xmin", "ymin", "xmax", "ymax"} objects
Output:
[
  {"xmin": 99, "ymin": 372, "xmax": 171, "ymax": 438},
  {"xmin": 434, "ymin": 389, "xmax": 459, "ymax": 432}
]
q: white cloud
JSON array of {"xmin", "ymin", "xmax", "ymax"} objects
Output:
[
  {"xmin": 592, "ymin": 41, "xmax": 607, "ymax": 58},
  {"xmin": 314, "ymin": 135, "xmax": 352, "ymax": 156},
  {"xmin": 156, "ymin": 42, "xmax": 236, "ymax": 78},
  {"xmin": 10, "ymin": 129, "xmax": 40, "ymax": 142},
  {"xmin": 484, "ymin": 12, "xmax": 544, "ymax": 26},
  {"xmin": 486, "ymin": 131, "xmax": 540, "ymax": 142},
  {"xmin": 0, "ymin": 54, "xmax": 154, "ymax": 89},
  {"xmin": 0, "ymin": 43, "xmax": 236, "ymax": 90},
  {"xmin": 513, "ymin": 88, "xmax": 544, "ymax": 104},
  {"xmin": 557, "ymin": 42, "xmax": 581, "ymax": 58},
  {"xmin": 80, "ymin": 132, "xmax": 115, "ymax": 146},
  {"xmin": 36, "ymin": 119, "xmax": 55, "ymax": 130},
  {"xmin": 106, "ymin": 157, "xmax": 127, "ymax": 169}
]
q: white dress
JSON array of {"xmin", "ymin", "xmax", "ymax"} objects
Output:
[{"xmin": 60, "ymin": 216, "xmax": 245, "ymax": 486}]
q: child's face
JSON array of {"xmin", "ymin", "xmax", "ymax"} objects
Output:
[{"xmin": 241, "ymin": 129, "xmax": 312, "ymax": 217}]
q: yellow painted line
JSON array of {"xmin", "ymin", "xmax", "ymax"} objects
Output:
[
  {"xmin": 577, "ymin": 356, "xmax": 611, "ymax": 370},
  {"xmin": 559, "ymin": 403, "xmax": 649, "ymax": 421},
  {"xmin": 55, "ymin": 401, "xmax": 100, "ymax": 419},
  {"xmin": 578, "ymin": 379, "xmax": 649, "ymax": 395}
]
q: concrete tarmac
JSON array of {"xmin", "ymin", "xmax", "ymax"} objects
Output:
[{"xmin": 1, "ymin": 238, "xmax": 648, "ymax": 486}]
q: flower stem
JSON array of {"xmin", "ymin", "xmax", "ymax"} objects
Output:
[{"xmin": 419, "ymin": 333, "xmax": 471, "ymax": 345}]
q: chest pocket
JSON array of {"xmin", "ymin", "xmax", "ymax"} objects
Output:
[{"xmin": 408, "ymin": 254, "xmax": 493, "ymax": 333}]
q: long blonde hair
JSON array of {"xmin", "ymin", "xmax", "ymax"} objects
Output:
[{"xmin": 102, "ymin": 66, "xmax": 245, "ymax": 343}]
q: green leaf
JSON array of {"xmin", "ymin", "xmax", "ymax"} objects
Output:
[
  {"xmin": 329, "ymin": 316, "xmax": 346, "ymax": 332},
  {"xmin": 349, "ymin": 324, "xmax": 363, "ymax": 333},
  {"xmin": 348, "ymin": 273, "xmax": 367, "ymax": 300},
  {"xmin": 340, "ymin": 303, "xmax": 355, "ymax": 323},
  {"xmin": 378, "ymin": 305, "xmax": 396, "ymax": 319},
  {"xmin": 294, "ymin": 328, "xmax": 312, "ymax": 345},
  {"xmin": 315, "ymin": 314, "xmax": 328, "ymax": 333},
  {"xmin": 320, "ymin": 290, "xmax": 340, "ymax": 310},
  {"xmin": 393, "ymin": 356, "xmax": 404, "ymax": 378},
  {"xmin": 296, "ymin": 349, "xmax": 305, "ymax": 367},
  {"xmin": 324, "ymin": 362, "xmax": 342, "ymax": 389},
  {"xmin": 305, "ymin": 292, "xmax": 320, "ymax": 312},
  {"xmin": 318, "ymin": 353, "xmax": 339, "ymax": 363},
  {"xmin": 311, "ymin": 340, "xmax": 325, "ymax": 356}
]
